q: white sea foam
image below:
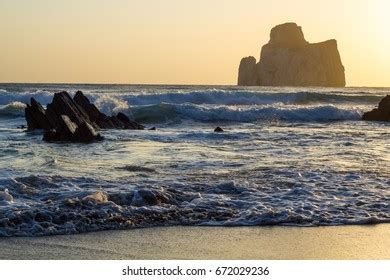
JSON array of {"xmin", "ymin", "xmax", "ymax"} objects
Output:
[
  {"xmin": 94, "ymin": 95, "xmax": 129, "ymax": 115},
  {"xmin": 0, "ymin": 172, "xmax": 388, "ymax": 237}
]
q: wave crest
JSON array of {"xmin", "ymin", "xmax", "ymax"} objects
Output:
[
  {"xmin": 129, "ymin": 103, "xmax": 362, "ymax": 123},
  {"xmin": 0, "ymin": 102, "xmax": 26, "ymax": 118}
]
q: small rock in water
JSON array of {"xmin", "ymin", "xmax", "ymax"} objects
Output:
[
  {"xmin": 214, "ymin": 126, "xmax": 224, "ymax": 132},
  {"xmin": 117, "ymin": 165, "xmax": 156, "ymax": 173},
  {"xmin": 131, "ymin": 189, "xmax": 170, "ymax": 206},
  {"xmin": 82, "ymin": 191, "xmax": 108, "ymax": 204},
  {"xmin": 149, "ymin": 127, "xmax": 156, "ymax": 130},
  {"xmin": 25, "ymin": 98, "xmax": 52, "ymax": 130},
  {"xmin": 362, "ymin": 95, "xmax": 390, "ymax": 122}
]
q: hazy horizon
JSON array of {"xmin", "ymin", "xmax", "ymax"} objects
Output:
[{"xmin": 1, "ymin": 0, "xmax": 389, "ymax": 86}]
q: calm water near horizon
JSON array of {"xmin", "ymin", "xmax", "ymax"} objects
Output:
[{"xmin": 0, "ymin": 84, "xmax": 389, "ymax": 236}]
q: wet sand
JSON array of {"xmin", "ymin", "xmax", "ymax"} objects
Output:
[{"xmin": 0, "ymin": 225, "xmax": 389, "ymax": 259}]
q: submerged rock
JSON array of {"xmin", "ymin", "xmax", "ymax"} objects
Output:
[
  {"xmin": 238, "ymin": 22, "xmax": 346, "ymax": 87},
  {"xmin": 25, "ymin": 91, "xmax": 144, "ymax": 143},
  {"xmin": 131, "ymin": 189, "xmax": 171, "ymax": 206},
  {"xmin": 362, "ymin": 95, "xmax": 390, "ymax": 122},
  {"xmin": 116, "ymin": 165, "xmax": 156, "ymax": 173},
  {"xmin": 214, "ymin": 126, "xmax": 224, "ymax": 132}
]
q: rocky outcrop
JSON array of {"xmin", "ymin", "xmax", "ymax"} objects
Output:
[
  {"xmin": 72, "ymin": 91, "xmax": 143, "ymax": 130},
  {"xmin": 237, "ymin": 56, "xmax": 258, "ymax": 86},
  {"xmin": 73, "ymin": 90, "xmax": 111, "ymax": 128},
  {"xmin": 45, "ymin": 91, "xmax": 93, "ymax": 130},
  {"xmin": 116, "ymin": 112, "xmax": 144, "ymax": 129},
  {"xmin": 25, "ymin": 91, "xmax": 144, "ymax": 143},
  {"xmin": 25, "ymin": 98, "xmax": 52, "ymax": 130},
  {"xmin": 362, "ymin": 95, "xmax": 390, "ymax": 122},
  {"xmin": 238, "ymin": 22, "xmax": 346, "ymax": 87},
  {"xmin": 268, "ymin": 22, "xmax": 308, "ymax": 47}
]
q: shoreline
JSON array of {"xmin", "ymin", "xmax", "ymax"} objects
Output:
[{"xmin": 1, "ymin": 224, "xmax": 389, "ymax": 260}]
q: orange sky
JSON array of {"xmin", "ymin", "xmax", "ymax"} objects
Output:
[{"xmin": 0, "ymin": 0, "xmax": 389, "ymax": 86}]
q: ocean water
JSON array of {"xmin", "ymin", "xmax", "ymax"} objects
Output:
[{"xmin": 0, "ymin": 84, "xmax": 389, "ymax": 237}]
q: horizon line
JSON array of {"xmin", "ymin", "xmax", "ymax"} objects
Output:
[{"xmin": 0, "ymin": 81, "xmax": 389, "ymax": 89}]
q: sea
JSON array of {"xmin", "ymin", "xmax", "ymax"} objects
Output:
[{"xmin": 0, "ymin": 84, "xmax": 389, "ymax": 237}]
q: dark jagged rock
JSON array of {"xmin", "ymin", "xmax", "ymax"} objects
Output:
[
  {"xmin": 108, "ymin": 115, "xmax": 125, "ymax": 128},
  {"xmin": 214, "ymin": 126, "xmax": 224, "ymax": 132},
  {"xmin": 148, "ymin": 127, "xmax": 156, "ymax": 130},
  {"xmin": 25, "ymin": 98, "xmax": 51, "ymax": 130},
  {"xmin": 42, "ymin": 129, "xmax": 60, "ymax": 142},
  {"xmin": 238, "ymin": 22, "xmax": 346, "ymax": 87},
  {"xmin": 73, "ymin": 91, "xmax": 144, "ymax": 130},
  {"xmin": 362, "ymin": 95, "xmax": 390, "ymax": 122},
  {"xmin": 73, "ymin": 91, "xmax": 115, "ymax": 129},
  {"xmin": 45, "ymin": 91, "xmax": 94, "ymax": 129},
  {"xmin": 116, "ymin": 112, "xmax": 145, "ymax": 129},
  {"xmin": 59, "ymin": 115, "xmax": 78, "ymax": 137},
  {"xmin": 43, "ymin": 115, "xmax": 102, "ymax": 142},
  {"xmin": 25, "ymin": 91, "xmax": 144, "ymax": 143},
  {"xmin": 75, "ymin": 121, "xmax": 103, "ymax": 143}
]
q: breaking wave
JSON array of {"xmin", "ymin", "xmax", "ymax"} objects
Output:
[
  {"xmin": 128, "ymin": 103, "xmax": 362, "ymax": 123},
  {"xmin": 0, "ymin": 100, "xmax": 363, "ymax": 123},
  {"xmin": 0, "ymin": 86, "xmax": 383, "ymax": 121},
  {"xmin": 117, "ymin": 90, "xmax": 385, "ymax": 106},
  {"xmin": 0, "ymin": 87, "xmax": 386, "ymax": 107},
  {"xmin": 0, "ymin": 102, "xmax": 26, "ymax": 118}
]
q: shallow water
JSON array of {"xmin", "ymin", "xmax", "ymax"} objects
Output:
[{"xmin": 0, "ymin": 84, "xmax": 389, "ymax": 236}]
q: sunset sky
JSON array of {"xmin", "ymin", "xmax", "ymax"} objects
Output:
[{"xmin": 0, "ymin": 0, "xmax": 389, "ymax": 86}]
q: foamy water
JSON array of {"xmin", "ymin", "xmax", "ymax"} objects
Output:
[{"xmin": 0, "ymin": 84, "xmax": 389, "ymax": 236}]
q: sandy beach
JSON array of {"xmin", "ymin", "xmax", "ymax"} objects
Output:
[{"xmin": 0, "ymin": 224, "xmax": 389, "ymax": 260}]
